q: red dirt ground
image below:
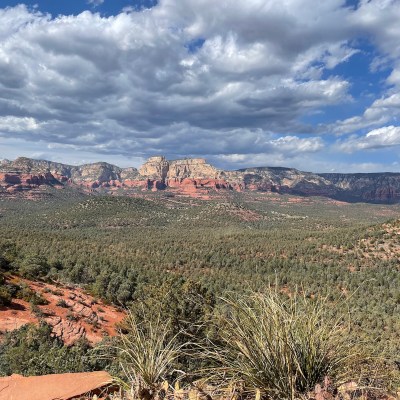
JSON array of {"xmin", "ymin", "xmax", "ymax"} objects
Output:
[{"xmin": 0, "ymin": 277, "xmax": 125, "ymax": 345}]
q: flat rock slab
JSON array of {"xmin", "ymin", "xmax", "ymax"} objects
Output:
[{"xmin": 0, "ymin": 371, "xmax": 113, "ymax": 400}]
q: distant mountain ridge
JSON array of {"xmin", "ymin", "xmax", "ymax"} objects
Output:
[{"xmin": 1, "ymin": 156, "xmax": 400, "ymax": 203}]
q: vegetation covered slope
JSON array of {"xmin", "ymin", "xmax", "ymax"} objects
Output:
[{"xmin": 1, "ymin": 191, "xmax": 399, "ymax": 364}]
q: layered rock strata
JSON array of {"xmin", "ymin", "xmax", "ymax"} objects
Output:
[{"xmin": 1, "ymin": 156, "xmax": 400, "ymax": 203}]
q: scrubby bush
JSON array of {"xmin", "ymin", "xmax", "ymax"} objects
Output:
[
  {"xmin": 18, "ymin": 254, "xmax": 50, "ymax": 279},
  {"xmin": 0, "ymin": 272, "xmax": 12, "ymax": 305},
  {"xmin": 0, "ymin": 285, "xmax": 12, "ymax": 306},
  {"xmin": 114, "ymin": 311, "xmax": 185, "ymax": 400},
  {"xmin": 15, "ymin": 283, "xmax": 48, "ymax": 305},
  {"xmin": 92, "ymin": 268, "xmax": 137, "ymax": 305},
  {"xmin": 130, "ymin": 278, "xmax": 215, "ymax": 375},
  {"xmin": 56, "ymin": 298, "xmax": 69, "ymax": 308},
  {"xmin": 0, "ymin": 323, "xmax": 107, "ymax": 376},
  {"xmin": 204, "ymin": 291, "xmax": 370, "ymax": 400}
]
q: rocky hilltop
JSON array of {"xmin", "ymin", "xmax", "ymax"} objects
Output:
[{"xmin": 1, "ymin": 156, "xmax": 400, "ymax": 203}]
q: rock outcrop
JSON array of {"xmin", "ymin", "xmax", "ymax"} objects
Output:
[
  {"xmin": 168, "ymin": 158, "xmax": 219, "ymax": 180},
  {"xmin": 164, "ymin": 159, "xmax": 225, "ymax": 195},
  {"xmin": 0, "ymin": 277, "xmax": 125, "ymax": 346},
  {"xmin": 0, "ymin": 371, "xmax": 114, "ymax": 400},
  {"xmin": 2, "ymin": 156, "xmax": 400, "ymax": 203},
  {"xmin": 139, "ymin": 156, "xmax": 169, "ymax": 180},
  {"xmin": 318, "ymin": 172, "xmax": 400, "ymax": 202}
]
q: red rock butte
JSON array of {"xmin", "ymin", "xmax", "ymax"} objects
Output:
[{"xmin": 1, "ymin": 156, "xmax": 400, "ymax": 202}]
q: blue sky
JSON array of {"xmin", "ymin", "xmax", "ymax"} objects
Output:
[
  {"xmin": 0, "ymin": 0, "xmax": 400, "ymax": 172},
  {"xmin": 2, "ymin": 0, "xmax": 158, "ymax": 16}
]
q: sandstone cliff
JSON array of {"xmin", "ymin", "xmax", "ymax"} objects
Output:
[
  {"xmin": 168, "ymin": 158, "xmax": 219, "ymax": 179},
  {"xmin": 1, "ymin": 156, "xmax": 400, "ymax": 203},
  {"xmin": 0, "ymin": 157, "xmax": 141, "ymax": 191},
  {"xmin": 139, "ymin": 156, "xmax": 169, "ymax": 180}
]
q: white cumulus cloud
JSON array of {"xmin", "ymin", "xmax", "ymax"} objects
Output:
[
  {"xmin": 0, "ymin": 0, "xmax": 399, "ymax": 170},
  {"xmin": 337, "ymin": 125, "xmax": 400, "ymax": 152},
  {"xmin": 87, "ymin": 0, "xmax": 105, "ymax": 7}
]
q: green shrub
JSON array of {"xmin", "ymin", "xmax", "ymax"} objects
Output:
[
  {"xmin": 56, "ymin": 298, "xmax": 69, "ymax": 308},
  {"xmin": 30, "ymin": 303, "xmax": 45, "ymax": 318},
  {"xmin": 130, "ymin": 278, "xmax": 215, "ymax": 375},
  {"xmin": 0, "ymin": 285, "xmax": 12, "ymax": 306},
  {"xmin": 205, "ymin": 291, "xmax": 369, "ymax": 400},
  {"xmin": 114, "ymin": 310, "xmax": 185, "ymax": 400},
  {"xmin": 0, "ymin": 272, "xmax": 12, "ymax": 305},
  {"xmin": 18, "ymin": 254, "xmax": 50, "ymax": 279},
  {"xmin": 15, "ymin": 284, "xmax": 48, "ymax": 305},
  {"xmin": 0, "ymin": 323, "xmax": 107, "ymax": 376}
]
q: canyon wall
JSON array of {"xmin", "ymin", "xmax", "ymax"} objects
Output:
[{"xmin": 1, "ymin": 156, "xmax": 400, "ymax": 203}]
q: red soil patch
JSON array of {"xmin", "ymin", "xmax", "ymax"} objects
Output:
[
  {"xmin": 0, "ymin": 299, "xmax": 36, "ymax": 332},
  {"xmin": 0, "ymin": 277, "xmax": 125, "ymax": 346}
]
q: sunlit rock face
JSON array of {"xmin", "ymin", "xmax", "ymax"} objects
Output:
[
  {"xmin": 139, "ymin": 156, "xmax": 169, "ymax": 181},
  {"xmin": 167, "ymin": 158, "xmax": 219, "ymax": 179},
  {"xmin": 1, "ymin": 156, "xmax": 400, "ymax": 203}
]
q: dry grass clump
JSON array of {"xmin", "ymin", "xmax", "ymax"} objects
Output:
[
  {"xmin": 110, "ymin": 291, "xmax": 391, "ymax": 400},
  {"xmin": 114, "ymin": 310, "xmax": 185, "ymax": 400},
  {"xmin": 203, "ymin": 291, "xmax": 370, "ymax": 400}
]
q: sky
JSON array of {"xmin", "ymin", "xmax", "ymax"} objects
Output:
[{"xmin": 0, "ymin": 0, "xmax": 400, "ymax": 172}]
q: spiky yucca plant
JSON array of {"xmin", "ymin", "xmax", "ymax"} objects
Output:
[
  {"xmin": 116, "ymin": 310, "xmax": 185, "ymax": 400},
  {"xmin": 205, "ymin": 291, "xmax": 367, "ymax": 400}
]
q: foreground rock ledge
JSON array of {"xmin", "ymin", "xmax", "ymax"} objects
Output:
[{"xmin": 0, "ymin": 371, "xmax": 114, "ymax": 400}]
